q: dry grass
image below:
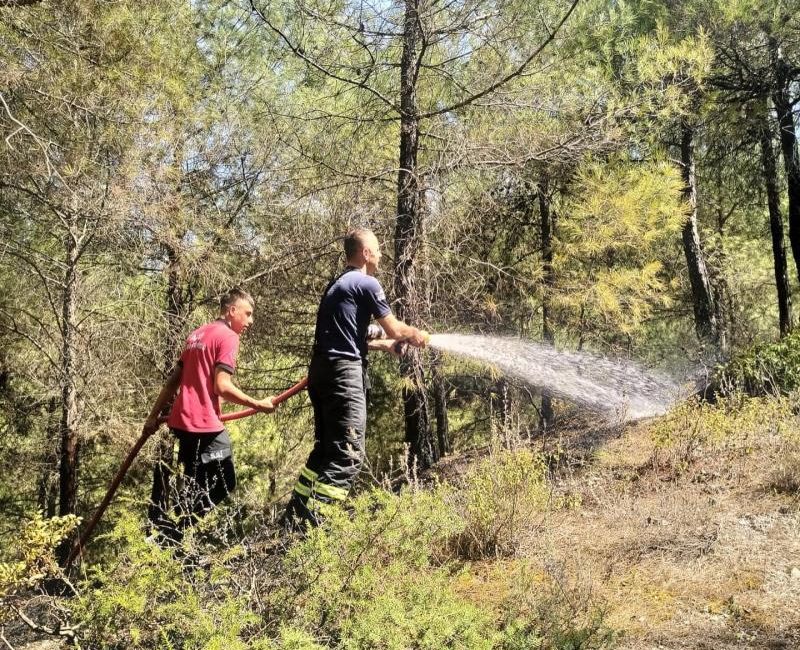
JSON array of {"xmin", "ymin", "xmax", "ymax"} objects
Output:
[{"xmin": 449, "ymin": 398, "xmax": 800, "ymax": 649}]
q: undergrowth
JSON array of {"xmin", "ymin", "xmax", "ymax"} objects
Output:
[
  {"xmin": 649, "ymin": 393, "xmax": 798, "ymax": 478},
  {"xmin": 720, "ymin": 331, "xmax": 800, "ymax": 396},
  {"xmin": 3, "ymin": 447, "xmax": 619, "ymax": 650}
]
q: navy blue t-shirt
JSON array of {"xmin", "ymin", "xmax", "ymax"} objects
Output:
[{"xmin": 314, "ymin": 268, "xmax": 391, "ymax": 361}]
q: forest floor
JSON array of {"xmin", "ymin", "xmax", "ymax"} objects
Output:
[
  {"xmin": 442, "ymin": 408, "xmax": 800, "ymax": 650},
  {"xmin": 8, "ymin": 400, "xmax": 800, "ymax": 650}
]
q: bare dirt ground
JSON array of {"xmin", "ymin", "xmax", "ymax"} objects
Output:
[{"xmin": 530, "ymin": 415, "xmax": 800, "ymax": 649}]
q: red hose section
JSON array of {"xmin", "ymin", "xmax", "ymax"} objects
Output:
[
  {"xmin": 220, "ymin": 376, "xmax": 309, "ymax": 421},
  {"xmin": 157, "ymin": 376, "xmax": 309, "ymax": 425}
]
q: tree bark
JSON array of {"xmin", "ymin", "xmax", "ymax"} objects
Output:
[
  {"xmin": 679, "ymin": 123, "xmax": 721, "ymax": 351},
  {"xmin": 37, "ymin": 396, "xmax": 59, "ymax": 518},
  {"xmin": 431, "ymin": 350, "xmax": 450, "ymax": 458},
  {"xmin": 395, "ymin": 0, "xmax": 436, "ymax": 470},
  {"xmin": 771, "ymin": 38, "xmax": 800, "ymax": 287},
  {"xmin": 57, "ymin": 218, "xmax": 80, "ymax": 564},
  {"xmin": 163, "ymin": 246, "xmax": 185, "ymax": 372},
  {"xmin": 148, "ymin": 245, "xmax": 184, "ymax": 530},
  {"xmin": 538, "ymin": 175, "xmax": 555, "ymax": 431},
  {"xmin": 759, "ymin": 109, "xmax": 793, "ymax": 336}
]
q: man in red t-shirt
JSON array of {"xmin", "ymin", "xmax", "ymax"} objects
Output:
[{"xmin": 142, "ymin": 288, "xmax": 276, "ymax": 542}]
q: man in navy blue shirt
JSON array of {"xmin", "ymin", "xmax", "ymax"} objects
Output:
[{"xmin": 284, "ymin": 228, "xmax": 428, "ymax": 528}]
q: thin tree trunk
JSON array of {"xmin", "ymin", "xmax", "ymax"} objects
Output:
[
  {"xmin": 759, "ymin": 109, "xmax": 792, "ymax": 336},
  {"xmin": 712, "ymin": 213, "xmax": 730, "ymax": 356},
  {"xmin": 493, "ymin": 378, "xmax": 516, "ymax": 449},
  {"xmin": 37, "ymin": 396, "xmax": 59, "ymax": 518},
  {"xmin": 163, "ymin": 246, "xmax": 185, "ymax": 372},
  {"xmin": 395, "ymin": 0, "xmax": 435, "ymax": 470},
  {"xmin": 539, "ymin": 175, "xmax": 555, "ymax": 431},
  {"xmin": 431, "ymin": 350, "xmax": 450, "ymax": 457},
  {"xmin": 679, "ymin": 123, "xmax": 720, "ymax": 350},
  {"xmin": 771, "ymin": 38, "xmax": 800, "ymax": 287},
  {"xmin": 421, "ymin": 178, "xmax": 449, "ymax": 459},
  {"xmin": 57, "ymin": 220, "xmax": 80, "ymax": 563},
  {"xmin": 148, "ymin": 246, "xmax": 184, "ymax": 530}
]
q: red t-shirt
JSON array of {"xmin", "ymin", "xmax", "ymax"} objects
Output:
[{"xmin": 167, "ymin": 320, "xmax": 239, "ymax": 434}]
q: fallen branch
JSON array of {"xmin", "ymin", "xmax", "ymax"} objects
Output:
[{"xmin": 11, "ymin": 604, "xmax": 81, "ymax": 641}]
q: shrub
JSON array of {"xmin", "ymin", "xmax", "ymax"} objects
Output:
[
  {"xmin": 719, "ymin": 331, "xmax": 800, "ymax": 396},
  {"xmin": 273, "ymin": 487, "xmax": 494, "ymax": 650},
  {"xmin": 649, "ymin": 394, "xmax": 796, "ymax": 477},
  {"xmin": 0, "ymin": 511, "xmax": 78, "ymax": 599},
  {"xmin": 450, "ymin": 449, "xmax": 550, "ymax": 559},
  {"xmin": 767, "ymin": 433, "xmax": 800, "ymax": 498},
  {"xmin": 497, "ymin": 564, "xmax": 619, "ymax": 650},
  {"xmin": 70, "ymin": 513, "xmax": 267, "ymax": 650}
]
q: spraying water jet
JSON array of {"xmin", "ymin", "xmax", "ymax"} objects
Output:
[{"xmin": 427, "ymin": 334, "xmax": 686, "ymax": 421}]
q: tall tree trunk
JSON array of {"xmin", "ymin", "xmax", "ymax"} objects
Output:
[
  {"xmin": 771, "ymin": 38, "xmax": 800, "ymax": 287},
  {"xmin": 420, "ymin": 177, "xmax": 449, "ymax": 459},
  {"xmin": 148, "ymin": 246, "xmax": 184, "ymax": 530},
  {"xmin": 57, "ymin": 219, "xmax": 80, "ymax": 563},
  {"xmin": 495, "ymin": 378, "xmax": 512, "ymax": 446},
  {"xmin": 679, "ymin": 123, "xmax": 720, "ymax": 351},
  {"xmin": 711, "ymin": 213, "xmax": 730, "ymax": 357},
  {"xmin": 395, "ymin": 0, "xmax": 435, "ymax": 469},
  {"xmin": 37, "ymin": 396, "xmax": 60, "ymax": 518},
  {"xmin": 538, "ymin": 175, "xmax": 555, "ymax": 431},
  {"xmin": 163, "ymin": 246, "xmax": 185, "ymax": 372},
  {"xmin": 759, "ymin": 109, "xmax": 792, "ymax": 336}
]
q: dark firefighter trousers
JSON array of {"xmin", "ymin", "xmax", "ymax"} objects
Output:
[
  {"xmin": 284, "ymin": 356, "xmax": 367, "ymax": 528},
  {"xmin": 148, "ymin": 429, "xmax": 236, "ymax": 543}
]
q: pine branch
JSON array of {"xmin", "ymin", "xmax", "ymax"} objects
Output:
[
  {"xmin": 419, "ymin": 0, "xmax": 581, "ymax": 119},
  {"xmin": 248, "ymin": 0, "xmax": 401, "ymax": 115}
]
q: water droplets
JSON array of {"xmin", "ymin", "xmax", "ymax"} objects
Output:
[{"xmin": 429, "ymin": 334, "xmax": 685, "ymax": 421}]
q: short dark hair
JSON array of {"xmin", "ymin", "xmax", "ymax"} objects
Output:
[
  {"xmin": 344, "ymin": 228, "xmax": 374, "ymax": 260},
  {"xmin": 220, "ymin": 287, "xmax": 254, "ymax": 313}
]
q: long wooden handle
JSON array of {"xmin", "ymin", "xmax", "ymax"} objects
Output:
[{"xmin": 66, "ymin": 377, "xmax": 309, "ymax": 568}]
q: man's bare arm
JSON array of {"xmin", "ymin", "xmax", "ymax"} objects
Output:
[
  {"xmin": 214, "ymin": 368, "xmax": 276, "ymax": 413},
  {"xmin": 368, "ymin": 338, "xmax": 401, "ymax": 356},
  {"xmin": 377, "ymin": 314, "xmax": 428, "ymax": 347}
]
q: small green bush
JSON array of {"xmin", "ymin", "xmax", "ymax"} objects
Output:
[
  {"xmin": 719, "ymin": 331, "xmax": 800, "ymax": 396},
  {"xmin": 650, "ymin": 394, "xmax": 796, "ymax": 476},
  {"xmin": 274, "ymin": 487, "xmax": 494, "ymax": 650},
  {"xmin": 497, "ymin": 564, "xmax": 619, "ymax": 650},
  {"xmin": 0, "ymin": 510, "xmax": 78, "ymax": 599},
  {"xmin": 451, "ymin": 449, "xmax": 550, "ymax": 559},
  {"xmin": 71, "ymin": 513, "xmax": 266, "ymax": 650}
]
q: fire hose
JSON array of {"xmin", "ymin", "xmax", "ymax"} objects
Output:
[{"xmin": 65, "ymin": 377, "xmax": 309, "ymax": 567}]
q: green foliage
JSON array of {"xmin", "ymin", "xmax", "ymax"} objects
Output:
[
  {"xmin": 650, "ymin": 394, "xmax": 796, "ymax": 476},
  {"xmin": 10, "ymin": 489, "xmax": 620, "ymax": 649},
  {"xmin": 0, "ymin": 511, "xmax": 78, "ymax": 599},
  {"xmin": 451, "ymin": 449, "xmax": 549, "ymax": 560},
  {"xmin": 557, "ymin": 156, "xmax": 686, "ymax": 339},
  {"xmin": 275, "ymin": 487, "xmax": 493, "ymax": 649},
  {"xmin": 497, "ymin": 561, "xmax": 619, "ymax": 650},
  {"xmin": 720, "ymin": 331, "xmax": 800, "ymax": 396},
  {"xmin": 71, "ymin": 514, "xmax": 264, "ymax": 650},
  {"xmin": 501, "ymin": 606, "xmax": 617, "ymax": 650}
]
